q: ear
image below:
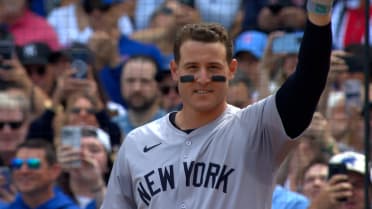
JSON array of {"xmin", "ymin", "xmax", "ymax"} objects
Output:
[
  {"xmin": 170, "ymin": 60, "xmax": 179, "ymax": 82},
  {"xmin": 49, "ymin": 164, "xmax": 62, "ymax": 180},
  {"xmin": 228, "ymin": 58, "xmax": 238, "ymax": 80}
]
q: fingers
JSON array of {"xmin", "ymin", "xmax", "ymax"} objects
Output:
[
  {"xmin": 57, "ymin": 145, "xmax": 81, "ymax": 170},
  {"xmin": 327, "ymin": 175, "xmax": 352, "ymax": 203},
  {"xmin": 330, "ymin": 50, "xmax": 349, "ymax": 73}
]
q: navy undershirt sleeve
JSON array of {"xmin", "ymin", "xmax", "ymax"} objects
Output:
[{"xmin": 276, "ymin": 20, "xmax": 332, "ymax": 138}]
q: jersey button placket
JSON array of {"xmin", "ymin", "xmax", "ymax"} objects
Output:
[
  {"xmin": 183, "ymin": 139, "xmax": 192, "ymax": 159},
  {"xmin": 180, "ymin": 202, "xmax": 186, "ymax": 209}
]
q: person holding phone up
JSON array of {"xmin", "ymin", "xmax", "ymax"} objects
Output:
[
  {"xmin": 308, "ymin": 151, "xmax": 372, "ymax": 209},
  {"xmin": 57, "ymin": 126, "xmax": 113, "ymax": 209}
]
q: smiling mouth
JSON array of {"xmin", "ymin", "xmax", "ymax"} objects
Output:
[{"xmin": 193, "ymin": 90, "xmax": 212, "ymax": 94}]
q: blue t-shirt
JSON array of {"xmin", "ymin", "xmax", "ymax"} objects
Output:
[
  {"xmin": 0, "ymin": 200, "xmax": 8, "ymax": 209},
  {"xmin": 272, "ymin": 185, "xmax": 310, "ymax": 209},
  {"xmin": 6, "ymin": 188, "xmax": 80, "ymax": 209}
]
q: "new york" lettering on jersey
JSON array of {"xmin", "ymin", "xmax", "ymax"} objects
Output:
[{"xmin": 137, "ymin": 161, "xmax": 235, "ymax": 206}]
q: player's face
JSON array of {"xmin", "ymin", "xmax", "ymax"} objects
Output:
[{"xmin": 170, "ymin": 40, "xmax": 237, "ymax": 113}]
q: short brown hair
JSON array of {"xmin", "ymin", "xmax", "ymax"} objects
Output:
[{"xmin": 173, "ymin": 23, "xmax": 233, "ymax": 63}]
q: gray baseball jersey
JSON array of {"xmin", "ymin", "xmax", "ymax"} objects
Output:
[{"xmin": 101, "ymin": 95, "xmax": 297, "ymax": 209}]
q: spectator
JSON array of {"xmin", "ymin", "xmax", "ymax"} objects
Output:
[
  {"xmin": 0, "ymin": 92, "xmax": 30, "ymax": 166},
  {"xmin": 28, "ymin": 90, "xmax": 122, "ymax": 149},
  {"xmin": 0, "ymin": 0, "xmax": 61, "ymax": 50},
  {"xmin": 6, "ymin": 139, "xmax": 80, "ymax": 209},
  {"xmin": 133, "ymin": 0, "xmax": 166, "ymax": 30},
  {"xmin": 272, "ymin": 185, "xmax": 310, "ymax": 209},
  {"xmin": 57, "ymin": 126, "xmax": 113, "ymax": 209},
  {"xmin": 233, "ymin": 30, "xmax": 267, "ymax": 101},
  {"xmin": 157, "ymin": 68, "xmax": 182, "ymax": 112},
  {"xmin": 47, "ymin": 0, "xmax": 91, "ymax": 47},
  {"xmin": 276, "ymin": 112, "xmax": 338, "ymax": 192},
  {"xmin": 308, "ymin": 151, "xmax": 372, "ymax": 209},
  {"xmin": 297, "ymin": 158, "xmax": 329, "ymax": 202},
  {"xmin": 195, "ymin": 0, "xmax": 241, "ymax": 31},
  {"xmin": 227, "ymin": 73, "xmax": 253, "ymax": 108},
  {"xmin": 112, "ymin": 55, "xmax": 166, "ymax": 136},
  {"xmin": 257, "ymin": 1, "xmax": 306, "ymax": 33},
  {"xmin": 16, "ymin": 42, "xmax": 55, "ymax": 97},
  {"xmin": 331, "ymin": 0, "xmax": 372, "ymax": 49}
]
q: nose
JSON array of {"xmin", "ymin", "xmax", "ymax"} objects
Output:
[{"xmin": 195, "ymin": 69, "xmax": 211, "ymax": 84}]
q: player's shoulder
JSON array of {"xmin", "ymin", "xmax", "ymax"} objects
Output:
[{"xmin": 124, "ymin": 114, "xmax": 169, "ymax": 142}]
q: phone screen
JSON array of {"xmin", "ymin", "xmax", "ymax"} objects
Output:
[
  {"xmin": 272, "ymin": 33, "xmax": 303, "ymax": 54},
  {"xmin": 60, "ymin": 126, "xmax": 82, "ymax": 167},
  {"xmin": 328, "ymin": 163, "xmax": 348, "ymax": 201},
  {"xmin": 344, "ymin": 79, "xmax": 362, "ymax": 114}
]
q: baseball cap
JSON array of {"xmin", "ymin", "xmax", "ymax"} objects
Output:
[
  {"xmin": 329, "ymin": 151, "xmax": 371, "ymax": 179},
  {"xmin": 234, "ymin": 31, "xmax": 268, "ymax": 59},
  {"xmin": 81, "ymin": 126, "xmax": 112, "ymax": 152},
  {"xmin": 17, "ymin": 42, "xmax": 51, "ymax": 65}
]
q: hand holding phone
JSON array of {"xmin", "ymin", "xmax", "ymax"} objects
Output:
[
  {"xmin": 328, "ymin": 163, "xmax": 348, "ymax": 202},
  {"xmin": 71, "ymin": 59, "xmax": 88, "ymax": 79},
  {"xmin": 60, "ymin": 126, "xmax": 82, "ymax": 168}
]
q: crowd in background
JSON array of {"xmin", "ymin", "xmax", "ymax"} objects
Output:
[{"xmin": 0, "ymin": 0, "xmax": 371, "ymax": 209}]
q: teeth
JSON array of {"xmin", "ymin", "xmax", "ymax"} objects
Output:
[{"xmin": 195, "ymin": 90, "xmax": 209, "ymax": 94}]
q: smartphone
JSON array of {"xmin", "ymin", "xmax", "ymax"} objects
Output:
[
  {"xmin": 328, "ymin": 163, "xmax": 348, "ymax": 201},
  {"xmin": 60, "ymin": 126, "xmax": 82, "ymax": 167},
  {"xmin": 69, "ymin": 47, "xmax": 90, "ymax": 79},
  {"xmin": 0, "ymin": 40, "xmax": 14, "ymax": 70},
  {"xmin": 272, "ymin": 32, "xmax": 303, "ymax": 54},
  {"xmin": 344, "ymin": 79, "xmax": 362, "ymax": 114},
  {"xmin": 0, "ymin": 166, "xmax": 11, "ymax": 193},
  {"xmin": 344, "ymin": 55, "xmax": 363, "ymax": 73},
  {"xmin": 71, "ymin": 59, "xmax": 88, "ymax": 79}
]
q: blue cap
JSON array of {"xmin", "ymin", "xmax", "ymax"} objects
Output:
[{"xmin": 234, "ymin": 31, "xmax": 268, "ymax": 59}]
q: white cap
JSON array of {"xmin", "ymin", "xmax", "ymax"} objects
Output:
[
  {"xmin": 81, "ymin": 126, "xmax": 112, "ymax": 152},
  {"xmin": 329, "ymin": 151, "xmax": 370, "ymax": 179},
  {"xmin": 95, "ymin": 128, "xmax": 112, "ymax": 153}
]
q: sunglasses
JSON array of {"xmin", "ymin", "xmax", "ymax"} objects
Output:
[
  {"xmin": 26, "ymin": 66, "xmax": 46, "ymax": 76},
  {"xmin": 69, "ymin": 107, "xmax": 96, "ymax": 115},
  {"xmin": 0, "ymin": 121, "xmax": 23, "ymax": 130},
  {"xmin": 160, "ymin": 85, "xmax": 179, "ymax": 95},
  {"xmin": 10, "ymin": 158, "xmax": 41, "ymax": 170}
]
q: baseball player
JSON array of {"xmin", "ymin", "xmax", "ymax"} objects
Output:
[{"xmin": 101, "ymin": 0, "xmax": 334, "ymax": 208}]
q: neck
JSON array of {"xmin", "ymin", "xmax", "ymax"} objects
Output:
[
  {"xmin": 176, "ymin": 103, "xmax": 227, "ymax": 130},
  {"xmin": 22, "ymin": 186, "xmax": 54, "ymax": 208},
  {"xmin": 128, "ymin": 104, "xmax": 160, "ymax": 128},
  {"xmin": 70, "ymin": 178, "xmax": 94, "ymax": 198}
]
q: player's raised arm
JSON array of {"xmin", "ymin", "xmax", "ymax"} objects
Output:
[{"xmin": 275, "ymin": 0, "xmax": 333, "ymax": 138}]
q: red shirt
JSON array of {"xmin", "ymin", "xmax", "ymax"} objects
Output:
[{"xmin": 9, "ymin": 10, "xmax": 61, "ymax": 51}]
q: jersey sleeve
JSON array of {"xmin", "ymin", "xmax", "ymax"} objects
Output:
[{"xmin": 100, "ymin": 141, "xmax": 136, "ymax": 209}]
